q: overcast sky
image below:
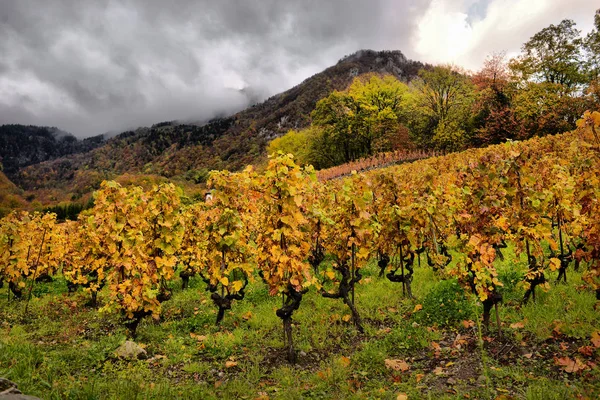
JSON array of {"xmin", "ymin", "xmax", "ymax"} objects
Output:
[{"xmin": 0, "ymin": 0, "xmax": 597, "ymax": 137}]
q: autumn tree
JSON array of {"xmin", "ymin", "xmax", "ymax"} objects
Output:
[
  {"xmin": 577, "ymin": 111, "xmax": 600, "ymax": 300},
  {"xmin": 320, "ymin": 173, "xmax": 375, "ymax": 332},
  {"xmin": 267, "ymin": 127, "xmax": 321, "ymax": 167},
  {"xmin": 190, "ymin": 169, "xmax": 255, "ymax": 325},
  {"xmin": 472, "ymin": 53, "xmax": 524, "ymax": 145},
  {"xmin": 503, "ymin": 149, "xmax": 552, "ymax": 304},
  {"xmin": 63, "ymin": 217, "xmax": 107, "ymax": 306},
  {"xmin": 509, "ymin": 19, "xmax": 586, "ymax": 92},
  {"xmin": 254, "ymin": 154, "xmax": 317, "ymax": 362},
  {"xmin": 0, "ymin": 211, "xmax": 63, "ymax": 301},
  {"xmin": 585, "ymin": 10, "xmax": 600, "ymax": 80},
  {"xmin": 407, "ymin": 66, "xmax": 476, "ymax": 150},
  {"xmin": 91, "ymin": 181, "xmax": 184, "ymax": 337},
  {"xmin": 512, "ymin": 81, "xmax": 587, "ymax": 137},
  {"xmin": 310, "ymin": 74, "xmax": 412, "ymax": 167},
  {"xmin": 584, "ymin": 10, "xmax": 600, "ymax": 110}
]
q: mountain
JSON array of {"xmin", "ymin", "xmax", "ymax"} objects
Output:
[
  {"xmin": 0, "ymin": 169, "xmax": 28, "ymax": 217},
  {"xmin": 0, "ymin": 125, "xmax": 105, "ymax": 177},
  {"xmin": 8, "ymin": 50, "xmax": 426, "ymax": 204}
]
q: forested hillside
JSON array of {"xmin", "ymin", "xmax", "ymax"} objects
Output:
[
  {"xmin": 10, "ymin": 50, "xmax": 424, "ymax": 202},
  {"xmin": 0, "ymin": 125, "xmax": 105, "ymax": 177}
]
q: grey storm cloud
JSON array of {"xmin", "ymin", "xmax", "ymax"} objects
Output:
[
  {"xmin": 0, "ymin": 0, "xmax": 431, "ymax": 137},
  {"xmin": 0, "ymin": 0, "xmax": 597, "ymax": 137}
]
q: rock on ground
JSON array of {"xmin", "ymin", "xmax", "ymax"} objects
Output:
[
  {"xmin": 114, "ymin": 340, "xmax": 148, "ymax": 360},
  {"xmin": 0, "ymin": 378, "xmax": 41, "ymax": 400}
]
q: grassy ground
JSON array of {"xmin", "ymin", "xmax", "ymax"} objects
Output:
[{"xmin": 1, "ymin": 252, "xmax": 599, "ymax": 399}]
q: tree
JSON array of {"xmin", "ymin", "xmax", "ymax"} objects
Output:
[
  {"xmin": 584, "ymin": 10, "xmax": 600, "ymax": 80},
  {"xmin": 506, "ymin": 18, "xmax": 594, "ymax": 138},
  {"xmin": 91, "ymin": 181, "xmax": 184, "ymax": 337},
  {"xmin": 0, "ymin": 211, "xmax": 63, "ymax": 301},
  {"xmin": 509, "ymin": 19, "xmax": 586, "ymax": 92},
  {"xmin": 320, "ymin": 173, "xmax": 375, "ymax": 333},
  {"xmin": 191, "ymin": 169, "xmax": 255, "ymax": 325},
  {"xmin": 472, "ymin": 53, "xmax": 525, "ymax": 145},
  {"xmin": 472, "ymin": 52, "xmax": 510, "ymax": 92},
  {"xmin": 408, "ymin": 66, "xmax": 476, "ymax": 150},
  {"xmin": 267, "ymin": 127, "xmax": 320, "ymax": 167},
  {"xmin": 63, "ymin": 216, "xmax": 107, "ymax": 306},
  {"xmin": 253, "ymin": 154, "xmax": 317, "ymax": 362},
  {"xmin": 512, "ymin": 82, "xmax": 586, "ymax": 137},
  {"xmin": 311, "ymin": 74, "xmax": 412, "ymax": 167},
  {"xmin": 584, "ymin": 10, "xmax": 600, "ymax": 109},
  {"xmin": 372, "ymin": 169, "xmax": 421, "ymax": 298}
]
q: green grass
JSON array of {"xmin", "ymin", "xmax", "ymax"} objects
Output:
[{"xmin": 1, "ymin": 250, "xmax": 599, "ymax": 399}]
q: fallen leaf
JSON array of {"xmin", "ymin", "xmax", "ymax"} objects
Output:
[
  {"xmin": 416, "ymin": 373, "xmax": 424, "ymax": 383},
  {"xmin": 433, "ymin": 367, "xmax": 444, "ymax": 375},
  {"xmin": 559, "ymin": 342, "xmax": 569, "ymax": 351},
  {"xmin": 342, "ymin": 314, "xmax": 352, "ymax": 322},
  {"xmin": 339, "ymin": 356, "xmax": 351, "ymax": 367},
  {"xmin": 317, "ymin": 368, "xmax": 331, "ymax": 380},
  {"xmin": 552, "ymin": 322, "xmax": 563, "ymax": 336},
  {"xmin": 509, "ymin": 321, "xmax": 525, "ymax": 329},
  {"xmin": 555, "ymin": 356, "xmax": 588, "ymax": 373},
  {"xmin": 461, "ymin": 320, "xmax": 475, "ymax": 328},
  {"xmin": 242, "ymin": 311, "xmax": 253, "ymax": 321},
  {"xmin": 397, "ymin": 393, "xmax": 408, "ymax": 400},
  {"xmin": 347, "ymin": 378, "xmax": 362, "ymax": 392},
  {"xmin": 388, "ymin": 307, "xmax": 397, "ymax": 313},
  {"xmin": 384, "ymin": 359, "xmax": 410, "ymax": 372},
  {"xmin": 413, "ymin": 304, "xmax": 423, "ymax": 312},
  {"xmin": 524, "ymin": 353, "xmax": 533, "ymax": 359},
  {"xmin": 453, "ymin": 334, "xmax": 467, "ymax": 349},
  {"xmin": 225, "ymin": 361, "xmax": 238, "ymax": 368},
  {"xmin": 578, "ymin": 346, "xmax": 594, "ymax": 357},
  {"xmin": 591, "ymin": 331, "xmax": 600, "ymax": 348},
  {"xmin": 190, "ymin": 333, "xmax": 207, "ymax": 341}
]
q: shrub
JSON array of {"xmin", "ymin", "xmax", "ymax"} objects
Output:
[
  {"xmin": 498, "ymin": 268, "xmax": 523, "ymax": 292},
  {"xmin": 415, "ymin": 279, "xmax": 474, "ymax": 327}
]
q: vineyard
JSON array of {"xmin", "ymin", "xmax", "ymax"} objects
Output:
[
  {"xmin": 315, "ymin": 149, "xmax": 442, "ymax": 181},
  {"xmin": 1, "ymin": 112, "xmax": 600, "ymax": 399}
]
